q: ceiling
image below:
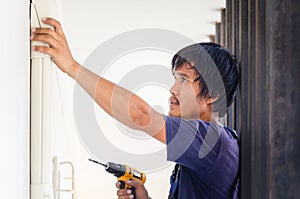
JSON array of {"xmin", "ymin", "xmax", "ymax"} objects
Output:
[{"xmin": 59, "ymin": 0, "xmax": 225, "ymax": 62}]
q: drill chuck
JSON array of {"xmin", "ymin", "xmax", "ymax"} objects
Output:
[{"xmin": 105, "ymin": 162, "xmax": 127, "ymax": 177}]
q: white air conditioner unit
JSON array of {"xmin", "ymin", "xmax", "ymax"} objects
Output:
[{"xmin": 30, "ymin": 1, "xmax": 61, "ymax": 199}]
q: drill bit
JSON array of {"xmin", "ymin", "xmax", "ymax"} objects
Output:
[{"xmin": 88, "ymin": 158, "xmax": 107, "ymax": 167}]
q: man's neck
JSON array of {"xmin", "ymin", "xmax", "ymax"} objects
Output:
[{"xmin": 201, "ymin": 112, "xmax": 222, "ymax": 126}]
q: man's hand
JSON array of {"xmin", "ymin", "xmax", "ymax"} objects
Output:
[
  {"xmin": 31, "ymin": 18, "xmax": 79, "ymax": 77},
  {"xmin": 116, "ymin": 179, "xmax": 151, "ymax": 199}
]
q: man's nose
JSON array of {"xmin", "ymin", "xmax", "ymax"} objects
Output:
[{"xmin": 170, "ymin": 81, "xmax": 179, "ymax": 95}]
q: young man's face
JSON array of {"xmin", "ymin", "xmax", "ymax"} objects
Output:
[{"xmin": 169, "ymin": 63, "xmax": 210, "ymax": 120}]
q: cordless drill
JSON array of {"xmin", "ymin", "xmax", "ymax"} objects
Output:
[{"xmin": 88, "ymin": 159, "xmax": 146, "ymax": 198}]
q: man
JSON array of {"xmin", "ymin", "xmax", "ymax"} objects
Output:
[{"xmin": 31, "ymin": 18, "xmax": 240, "ymax": 199}]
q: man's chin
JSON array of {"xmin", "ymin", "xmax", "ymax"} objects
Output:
[{"xmin": 168, "ymin": 111, "xmax": 181, "ymax": 118}]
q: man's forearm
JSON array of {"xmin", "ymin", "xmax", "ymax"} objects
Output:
[{"xmin": 69, "ymin": 63, "xmax": 148, "ymax": 129}]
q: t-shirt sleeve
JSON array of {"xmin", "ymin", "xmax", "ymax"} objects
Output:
[{"xmin": 165, "ymin": 115, "xmax": 221, "ymax": 175}]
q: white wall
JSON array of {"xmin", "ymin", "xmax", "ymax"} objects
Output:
[{"xmin": 0, "ymin": 0, "xmax": 29, "ymax": 199}]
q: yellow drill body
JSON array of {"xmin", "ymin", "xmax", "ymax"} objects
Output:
[
  {"xmin": 88, "ymin": 159, "xmax": 146, "ymax": 197},
  {"xmin": 117, "ymin": 164, "xmax": 146, "ymax": 189}
]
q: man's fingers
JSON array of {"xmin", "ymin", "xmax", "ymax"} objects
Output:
[
  {"xmin": 31, "ymin": 34, "xmax": 59, "ymax": 48},
  {"xmin": 32, "ymin": 46, "xmax": 55, "ymax": 57},
  {"xmin": 126, "ymin": 179, "xmax": 141, "ymax": 187},
  {"xmin": 117, "ymin": 189, "xmax": 134, "ymax": 199},
  {"xmin": 41, "ymin": 18, "xmax": 66, "ymax": 38},
  {"xmin": 117, "ymin": 189, "xmax": 130, "ymax": 195},
  {"xmin": 32, "ymin": 27, "xmax": 62, "ymax": 41}
]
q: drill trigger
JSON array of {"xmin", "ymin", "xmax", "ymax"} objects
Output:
[{"xmin": 118, "ymin": 180, "xmax": 126, "ymax": 189}]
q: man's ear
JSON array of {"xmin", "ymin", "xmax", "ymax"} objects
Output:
[{"xmin": 206, "ymin": 95, "xmax": 219, "ymax": 105}]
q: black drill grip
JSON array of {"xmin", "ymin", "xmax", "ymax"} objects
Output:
[{"xmin": 118, "ymin": 180, "xmax": 136, "ymax": 199}]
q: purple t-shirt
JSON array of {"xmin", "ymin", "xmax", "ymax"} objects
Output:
[{"xmin": 165, "ymin": 116, "xmax": 239, "ymax": 199}]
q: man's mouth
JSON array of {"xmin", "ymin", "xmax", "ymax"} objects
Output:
[{"xmin": 169, "ymin": 97, "xmax": 180, "ymax": 108}]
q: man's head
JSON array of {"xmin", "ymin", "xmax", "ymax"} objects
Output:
[{"xmin": 168, "ymin": 42, "xmax": 239, "ymax": 120}]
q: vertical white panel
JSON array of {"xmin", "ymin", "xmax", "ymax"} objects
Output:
[
  {"xmin": 0, "ymin": 0, "xmax": 30, "ymax": 199},
  {"xmin": 30, "ymin": 0, "xmax": 60, "ymax": 199}
]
